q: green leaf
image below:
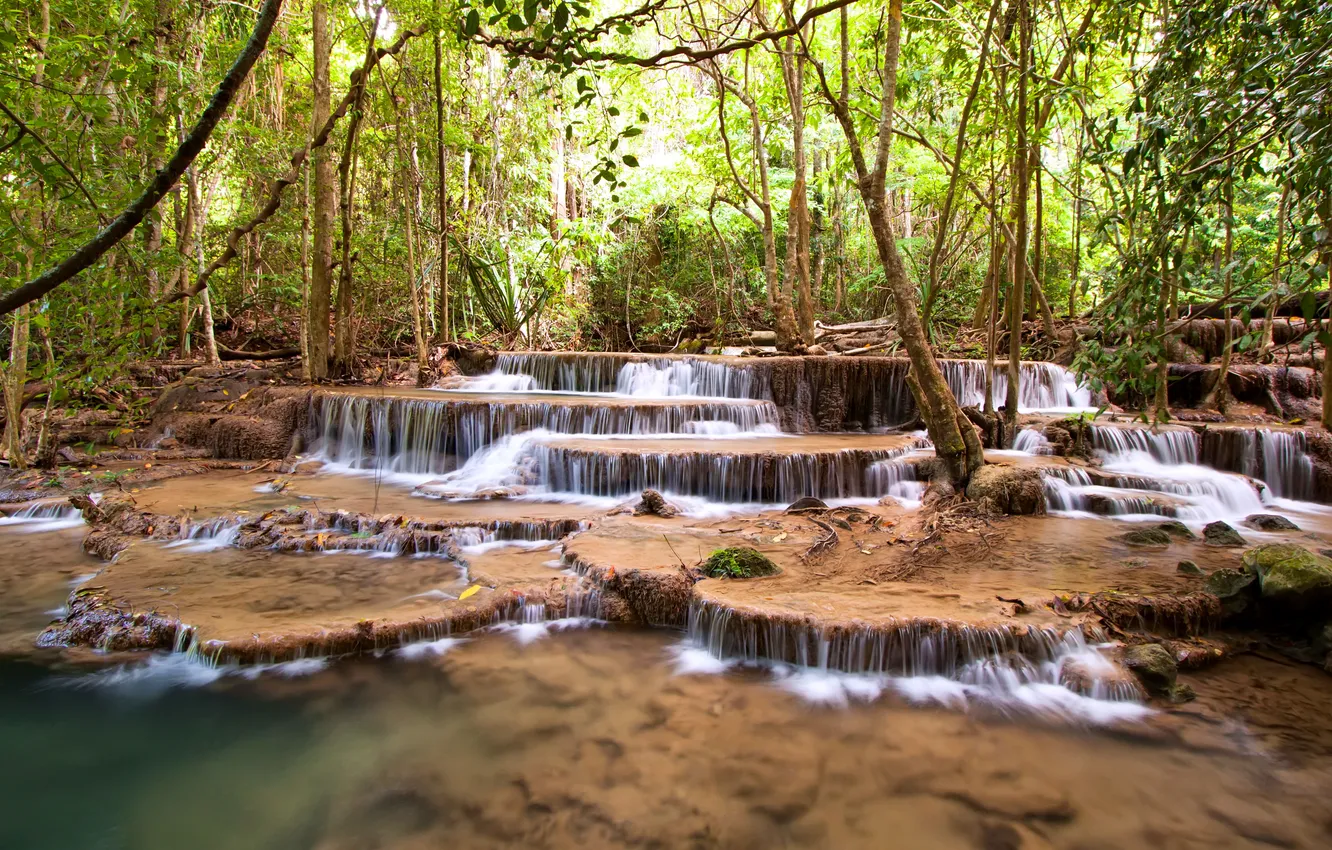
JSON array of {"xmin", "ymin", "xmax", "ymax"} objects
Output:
[
  {"xmin": 607, "ymin": 106, "xmax": 620, "ymax": 116},
  {"xmin": 554, "ymin": 2, "xmax": 569, "ymax": 29},
  {"xmin": 524, "ymin": 0, "xmax": 538, "ymax": 25},
  {"xmin": 616, "ymin": 23, "xmax": 633, "ymax": 35},
  {"xmin": 1301, "ymin": 292, "xmax": 1316, "ymax": 322},
  {"xmin": 464, "ymin": 9, "xmax": 480, "ymax": 35},
  {"xmin": 622, "ymin": 154, "xmax": 639, "ymax": 167},
  {"xmin": 621, "ymin": 127, "xmax": 642, "ymax": 137},
  {"xmin": 507, "ymin": 13, "xmax": 524, "ymax": 30}
]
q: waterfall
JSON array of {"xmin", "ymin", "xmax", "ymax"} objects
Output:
[
  {"xmin": 865, "ymin": 458, "xmax": 926, "ymax": 506},
  {"xmin": 1090, "ymin": 426, "xmax": 1200, "ymax": 464},
  {"xmin": 493, "ymin": 352, "xmax": 758, "ymax": 398},
  {"xmin": 0, "ymin": 501, "xmax": 85, "ymax": 532},
  {"xmin": 682, "ymin": 600, "xmax": 1146, "ymax": 719},
  {"xmin": 1257, "ymin": 429, "xmax": 1316, "ymax": 501},
  {"xmin": 1012, "ymin": 428, "xmax": 1052, "ymax": 454},
  {"xmin": 940, "ymin": 361, "xmax": 1094, "ymax": 412},
  {"xmin": 310, "ymin": 392, "xmax": 781, "ymax": 477}
]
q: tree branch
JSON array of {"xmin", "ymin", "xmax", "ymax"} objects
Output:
[
  {"xmin": 0, "ymin": 0, "xmax": 283, "ymax": 317},
  {"xmin": 0, "ymin": 98, "xmax": 103, "ymax": 218}
]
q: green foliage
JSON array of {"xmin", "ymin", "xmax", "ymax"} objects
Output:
[{"xmin": 701, "ymin": 547, "xmax": 779, "ymax": 579}]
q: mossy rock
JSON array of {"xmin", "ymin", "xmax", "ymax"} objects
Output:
[
  {"xmin": 1242, "ymin": 544, "xmax": 1332, "ymax": 609},
  {"xmin": 1177, "ymin": 560, "xmax": 1203, "ymax": 576},
  {"xmin": 1203, "ymin": 521, "xmax": 1247, "ymax": 548},
  {"xmin": 1157, "ymin": 520, "xmax": 1197, "ymax": 540},
  {"xmin": 964, "ymin": 464, "xmax": 1046, "ymax": 515},
  {"xmin": 701, "ymin": 547, "xmax": 779, "ymax": 579},
  {"xmin": 1123, "ymin": 643, "xmax": 1177, "ymax": 697},
  {"xmin": 1117, "ymin": 527, "xmax": 1173, "ymax": 548},
  {"xmin": 1243, "ymin": 513, "xmax": 1300, "ymax": 532}
]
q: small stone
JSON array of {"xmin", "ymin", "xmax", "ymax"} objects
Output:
[
  {"xmin": 1157, "ymin": 520, "xmax": 1197, "ymax": 540},
  {"xmin": 785, "ymin": 496, "xmax": 828, "ymax": 513},
  {"xmin": 1123, "ymin": 643, "xmax": 1178, "ymax": 697},
  {"xmin": 1243, "ymin": 513, "xmax": 1300, "ymax": 532},
  {"xmin": 1116, "ymin": 527, "xmax": 1173, "ymax": 548},
  {"xmin": 804, "ymin": 344, "xmax": 828, "ymax": 356},
  {"xmin": 1177, "ymin": 560, "xmax": 1203, "ymax": 575},
  {"xmin": 1169, "ymin": 683, "xmax": 1197, "ymax": 703},
  {"xmin": 1203, "ymin": 521, "xmax": 1246, "ymax": 547}
]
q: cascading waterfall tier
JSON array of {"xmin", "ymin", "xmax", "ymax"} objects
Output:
[
  {"xmin": 531, "ymin": 440, "xmax": 924, "ymax": 502},
  {"xmin": 474, "ymin": 352, "xmax": 1097, "ymax": 428},
  {"xmin": 685, "ymin": 600, "xmax": 1141, "ymax": 704},
  {"xmin": 309, "ymin": 389, "xmax": 780, "ymax": 475}
]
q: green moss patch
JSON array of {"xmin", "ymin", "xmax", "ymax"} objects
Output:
[{"xmin": 701, "ymin": 547, "xmax": 779, "ymax": 579}]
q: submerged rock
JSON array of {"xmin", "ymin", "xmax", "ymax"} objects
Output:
[
  {"xmin": 785, "ymin": 496, "xmax": 829, "ymax": 513},
  {"xmin": 965, "ymin": 464, "xmax": 1045, "ymax": 515},
  {"xmin": 1203, "ymin": 521, "xmax": 1246, "ymax": 548},
  {"xmin": 1117, "ymin": 527, "xmax": 1173, "ymax": 548},
  {"xmin": 1243, "ymin": 514, "xmax": 1300, "ymax": 532},
  {"xmin": 1177, "ymin": 560, "xmax": 1203, "ymax": 576},
  {"xmin": 701, "ymin": 547, "xmax": 779, "ymax": 579},
  {"xmin": 1157, "ymin": 520, "xmax": 1197, "ymax": 541},
  {"xmin": 1242, "ymin": 544, "xmax": 1332, "ymax": 611}
]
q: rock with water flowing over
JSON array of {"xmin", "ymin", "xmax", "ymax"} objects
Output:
[
  {"xmin": 1242, "ymin": 544, "xmax": 1332, "ymax": 612},
  {"xmin": 965, "ymin": 464, "xmax": 1046, "ymax": 515},
  {"xmin": 1203, "ymin": 521, "xmax": 1247, "ymax": 547},
  {"xmin": 1123, "ymin": 644, "xmax": 1180, "ymax": 698},
  {"xmin": 1177, "ymin": 560, "xmax": 1203, "ymax": 575},
  {"xmin": 633, "ymin": 489, "xmax": 680, "ymax": 518},
  {"xmin": 1244, "ymin": 514, "xmax": 1300, "ymax": 532},
  {"xmin": 1158, "ymin": 520, "xmax": 1197, "ymax": 540}
]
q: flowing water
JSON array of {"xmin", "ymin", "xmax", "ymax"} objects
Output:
[{"xmin": 4, "ymin": 626, "xmax": 1332, "ymax": 850}]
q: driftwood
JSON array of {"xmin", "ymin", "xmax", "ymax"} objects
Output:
[{"xmin": 217, "ymin": 345, "xmax": 302, "ymax": 361}]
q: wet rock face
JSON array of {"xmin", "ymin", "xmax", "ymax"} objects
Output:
[
  {"xmin": 1203, "ymin": 521, "xmax": 1247, "ymax": 548},
  {"xmin": 1205, "ymin": 568, "xmax": 1257, "ymax": 616},
  {"xmin": 701, "ymin": 547, "xmax": 779, "ymax": 579},
  {"xmin": 1157, "ymin": 521, "xmax": 1197, "ymax": 540},
  {"xmin": 633, "ymin": 489, "xmax": 680, "ymax": 518},
  {"xmin": 964, "ymin": 465, "xmax": 1046, "ymax": 516},
  {"xmin": 1117, "ymin": 528, "xmax": 1174, "ymax": 548},
  {"xmin": 1177, "ymin": 560, "xmax": 1203, "ymax": 576},
  {"xmin": 1245, "ymin": 513, "xmax": 1300, "ymax": 532},
  {"xmin": 1123, "ymin": 644, "xmax": 1178, "ymax": 698},
  {"xmin": 1242, "ymin": 544, "xmax": 1332, "ymax": 613}
]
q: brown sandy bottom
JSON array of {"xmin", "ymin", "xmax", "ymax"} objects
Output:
[
  {"xmin": 0, "ymin": 522, "xmax": 98, "ymax": 657},
  {"xmin": 9, "ymin": 627, "xmax": 1331, "ymax": 850},
  {"xmin": 123, "ymin": 464, "xmax": 601, "ymax": 521}
]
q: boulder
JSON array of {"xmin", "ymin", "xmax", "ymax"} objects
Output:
[
  {"xmin": 785, "ymin": 496, "xmax": 829, "ymax": 513},
  {"xmin": 1117, "ymin": 527, "xmax": 1173, "ymax": 548},
  {"xmin": 1242, "ymin": 544, "xmax": 1332, "ymax": 611},
  {"xmin": 965, "ymin": 464, "xmax": 1046, "ymax": 515},
  {"xmin": 1243, "ymin": 513, "xmax": 1300, "ymax": 532},
  {"xmin": 701, "ymin": 547, "xmax": 779, "ymax": 579},
  {"xmin": 1123, "ymin": 644, "xmax": 1177, "ymax": 697},
  {"xmin": 1205, "ymin": 568, "xmax": 1257, "ymax": 616},
  {"xmin": 1157, "ymin": 520, "xmax": 1197, "ymax": 540},
  {"xmin": 1203, "ymin": 521, "xmax": 1246, "ymax": 548},
  {"xmin": 633, "ymin": 489, "xmax": 680, "ymax": 519},
  {"xmin": 1177, "ymin": 560, "xmax": 1203, "ymax": 576}
]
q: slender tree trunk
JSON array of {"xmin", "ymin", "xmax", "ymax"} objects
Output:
[
  {"xmin": 333, "ymin": 12, "xmax": 380, "ymax": 376},
  {"xmin": 3, "ymin": 0, "xmax": 49, "ymax": 467},
  {"xmin": 984, "ymin": 199, "xmax": 999, "ymax": 418},
  {"xmin": 434, "ymin": 24, "xmax": 450, "ymax": 342},
  {"xmin": 1005, "ymin": 0, "xmax": 1032, "ymax": 442},
  {"xmin": 1030, "ymin": 150, "xmax": 1055, "ymax": 337},
  {"xmin": 1319, "ymin": 194, "xmax": 1332, "ymax": 428},
  {"xmin": 307, "ymin": 0, "xmax": 334, "ymax": 381},
  {"xmin": 924, "ymin": 0, "xmax": 1001, "ymax": 328},
  {"xmin": 189, "ymin": 167, "xmax": 220, "ymax": 366},
  {"xmin": 777, "ymin": 40, "xmax": 812, "ymax": 347},
  {"xmin": 1209, "ymin": 178, "xmax": 1235, "ymax": 411},
  {"xmin": 299, "ymin": 159, "xmax": 312, "ymax": 383},
  {"xmin": 1260, "ymin": 182, "xmax": 1289, "ymax": 363},
  {"xmin": 823, "ymin": 0, "xmax": 982, "ymax": 483}
]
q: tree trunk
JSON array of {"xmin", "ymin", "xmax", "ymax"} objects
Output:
[
  {"xmin": 435, "ymin": 24, "xmax": 450, "ymax": 343},
  {"xmin": 1209, "ymin": 180, "xmax": 1235, "ymax": 411},
  {"xmin": 307, "ymin": 0, "xmax": 334, "ymax": 381},
  {"xmin": 299, "ymin": 158, "xmax": 312, "ymax": 383},
  {"xmin": 777, "ymin": 39, "xmax": 812, "ymax": 347},
  {"xmin": 823, "ymin": 0, "xmax": 982, "ymax": 483},
  {"xmin": 188, "ymin": 166, "xmax": 220, "ymax": 366},
  {"xmin": 1319, "ymin": 194, "xmax": 1332, "ymax": 428},
  {"xmin": 923, "ymin": 0, "xmax": 1000, "ymax": 329},
  {"xmin": 1260, "ymin": 182, "xmax": 1289, "ymax": 363},
  {"xmin": 332, "ymin": 12, "xmax": 380, "ymax": 376},
  {"xmin": 1005, "ymin": 0, "xmax": 1032, "ymax": 442}
]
